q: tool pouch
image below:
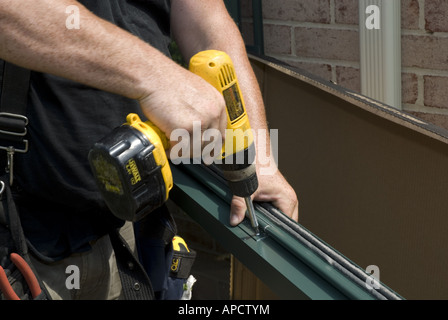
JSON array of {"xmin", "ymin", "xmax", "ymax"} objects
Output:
[
  {"xmin": 165, "ymin": 236, "xmax": 197, "ymax": 300},
  {"xmin": 0, "ymin": 173, "xmax": 50, "ymax": 300},
  {"xmin": 134, "ymin": 204, "xmax": 196, "ymax": 300}
]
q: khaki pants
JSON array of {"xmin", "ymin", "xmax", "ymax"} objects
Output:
[{"xmin": 29, "ymin": 222, "xmax": 136, "ymax": 300}]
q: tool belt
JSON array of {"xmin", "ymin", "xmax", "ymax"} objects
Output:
[
  {"xmin": 0, "ymin": 61, "xmax": 196, "ymax": 300},
  {"xmin": 0, "ymin": 62, "xmax": 157, "ymax": 300},
  {"xmin": 0, "ymin": 62, "xmax": 48, "ymax": 300},
  {"xmin": 0, "ymin": 167, "xmax": 157, "ymax": 300}
]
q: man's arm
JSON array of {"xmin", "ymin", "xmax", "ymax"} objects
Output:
[
  {"xmin": 0, "ymin": 0, "xmax": 227, "ymax": 145},
  {"xmin": 171, "ymin": 0, "xmax": 299, "ymax": 222}
]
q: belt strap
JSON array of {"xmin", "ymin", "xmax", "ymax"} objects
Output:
[
  {"xmin": 0, "ymin": 62, "xmax": 30, "ymax": 115},
  {"xmin": 0, "ymin": 62, "xmax": 30, "ymax": 152},
  {"xmin": 109, "ymin": 229, "xmax": 155, "ymax": 300}
]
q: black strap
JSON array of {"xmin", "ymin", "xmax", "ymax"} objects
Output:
[
  {"xmin": 0, "ymin": 175, "xmax": 27, "ymax": 256},
  {"xmin": 0, "ymin": 62, "xmax": 30, "ymax": 115},
  {"xmin": 109, "ymin": 229, "xmax": 155, "ymax": 300},
  {"xmin": 0, "ymin": 62, "xmax": 30, "ymax": 151}
]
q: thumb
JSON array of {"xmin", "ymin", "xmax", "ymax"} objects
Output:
[{"xmin": 229, "ymin": 196, "xmax": 247, "ymax": 226}]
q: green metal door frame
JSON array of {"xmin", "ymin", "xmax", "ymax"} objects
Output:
[
  {"xmin": 170, "ymin": 162, "xmax": 402, "ymax": 300},
  {"xmin": 224, "ymin": 0, "xmax": 265, "ymax": 55}
]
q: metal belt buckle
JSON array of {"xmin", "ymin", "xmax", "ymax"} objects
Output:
[
  {"xmin": 0, "ymin": 112, "xmax": 29, "ymax": 153},
  {"xmin": 0, "ymin": 113, "xmax": 29, "ymax": 185}
]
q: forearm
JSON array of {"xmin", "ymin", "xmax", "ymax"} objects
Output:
[
  {"xmin": 0, "ymin": 0, "xmax": 177, "ymax": 101},
  {"xmin": 172, "ymin": 0, "xmax": 298, "ymax": 221}
]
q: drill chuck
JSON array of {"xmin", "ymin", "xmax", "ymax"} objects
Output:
[
  {"xmin": 224, "ymin": 169, "xmax": 258, "ymax": 197},
  {"xmin": 218, "ymin": 143, "xmax": 258, "ymax": 197}
]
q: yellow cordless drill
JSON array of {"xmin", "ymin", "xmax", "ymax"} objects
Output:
[
  {"xmin": 189, "ymin": 50, "xmax": 259, "ymax": 235},
  {"xmin": 89, "ymin": 50, "xmax": 260, "ymax": 234}
]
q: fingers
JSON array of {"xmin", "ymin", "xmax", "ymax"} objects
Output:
[
  {"xmin": 230, "ymin": 194, "xmax": 299, "ymax": 227},
  {"xmin": 229, "ymin": 194, "xmax": 299, "ymax": 229},
  {"xmin": 271, "ymin": 192, "xmax": 299, "ymax": 222},
  {"xmin": 139, "ymin": 69, "xmax": 227, "ymax": 160},
  {"xmin": 291, "ymin": 200, "xmax": 299, "ymax": 222},
  {"xmin": 229, "ymin": 172, "xmax": 299, "ymax": 227}
]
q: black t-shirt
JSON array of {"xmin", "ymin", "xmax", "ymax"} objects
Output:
[{"xmin": 0, "ymin": 0, "xmax": 172, "ymax": 261}]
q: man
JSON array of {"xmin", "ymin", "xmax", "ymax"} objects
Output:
[{"xmin": 0, "ymin": 0, "xmax": 298, "ymax": 299}]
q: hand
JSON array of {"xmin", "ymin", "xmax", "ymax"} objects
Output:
[
  {"xmin": 230, "ymin": 169, "xmax": 299, "ymax": 226},
  {"xmin": 138, "ymin": 62, "xmax": 228, "ymax": 157}
]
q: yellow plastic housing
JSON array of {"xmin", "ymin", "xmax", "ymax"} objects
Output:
[
  {"xmin": 189, "ymin": 50, "xmax": 254, "ymax": 159},
  {"xmin": 126, "ymin": 113, "xmax": 173, "ymax": 200}
]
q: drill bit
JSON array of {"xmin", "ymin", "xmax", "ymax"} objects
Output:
[{"xmin": 244, "ymin": 196, "xmax": 260, "ymax": 236}]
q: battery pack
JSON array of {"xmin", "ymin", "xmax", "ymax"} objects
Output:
[{"xmin": 88, "ymin": 124, "xmax": 167, "ymax": 221}]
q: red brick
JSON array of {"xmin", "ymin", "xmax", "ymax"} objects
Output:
[
  {"xmin": 402, "ymin": 0, "xmax": 420, "ymax": 30},
  {"xmin": 402, "ymin": 73, "xmax": 418, "ymax": 104},
  {"xmin": 264, "ymin": 24, "xmax": 292, "ymax": 55},
  {"xmin": 335, "ymin": 0, "xmax": 358, "ymax": 25},
  {"xmin": 402, "ymin": 35, "xmax": 448, "ymax": 71},
  {"xmin": 425, "ymin": 0, "xmax": 448, "ymax": 32},
  {"xmin": 294, "ymin": 27, "xmax": 359, "ymax": 61},
  {"xmin": 263, "ymin": 0, "xmax": 331, "ymax": 23},
  {"xmin": 424, "ymin": 76, "xmax": 448, "ymax": 109},
  {"xmin": 336, "ymin": 66, "xmax": 360, "ymax": 93}
]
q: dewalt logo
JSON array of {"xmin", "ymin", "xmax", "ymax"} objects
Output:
[{"xmin": 126, "ymin": 158, "xmax": 141, "ymax": 185}]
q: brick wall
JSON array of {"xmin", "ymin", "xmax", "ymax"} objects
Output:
[{"xmin": 241, "ymin": 0, "xmax": 448, "ymax": 130}]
